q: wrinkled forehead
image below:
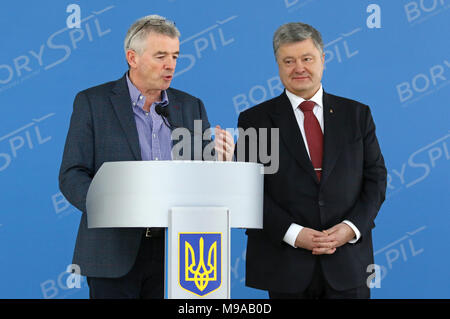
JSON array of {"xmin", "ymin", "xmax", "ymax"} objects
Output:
[
  {"xmin": 141, "ymin": 32, "xmax": 180, "ymax": 53},
  {"xmin": 277, "ymin": 38, "xmax": 323, "ymax": 58}
]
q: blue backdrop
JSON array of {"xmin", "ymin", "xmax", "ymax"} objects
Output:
[{"xmin": 0, "ymin": 0, "xmax": 449, "ymax": 299}]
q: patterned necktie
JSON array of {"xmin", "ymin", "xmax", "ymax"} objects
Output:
[{"xmin": 299, "ymin": 101, "xmax": 323, "ymax": 181}]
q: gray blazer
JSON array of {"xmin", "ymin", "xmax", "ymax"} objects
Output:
[{"xmin": 59, "ymin": 73, "xmax": 212, "ymax": 278}]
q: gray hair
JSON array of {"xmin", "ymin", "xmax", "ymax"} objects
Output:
[
  {"xmin": 273, "ymin": 22, "xmax": 323, "ymax": 59},
  {"xmin": 124, "ymin": 14, "xmax": 180, "ymax": 55}
]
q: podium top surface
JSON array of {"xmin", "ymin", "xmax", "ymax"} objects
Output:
[{"xmin": 87, "ymin": 161, "xmax": 263, "ymax": 229}]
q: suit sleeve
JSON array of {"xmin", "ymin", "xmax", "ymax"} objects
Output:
[
  {"xmin": 344, "ymin": 106, "xmax": 387, "ymax": 237},
  {"xmin": 197, "ymin": 97, "xmax": 217, "ymax": 160},
  {"xmin": 237, "ymin": 111, "xmax": 296, "ymax": 244},
  {"xmin": 263, "ymin": 190, "xmax": 300, "ymax": 244},
  {"xmin": 198, "ymin": 98, "xmax": 210, "ymax": 131},
  {"xmin": 58, "ymin": 91, "xmax": 95, "ymax": 214}
]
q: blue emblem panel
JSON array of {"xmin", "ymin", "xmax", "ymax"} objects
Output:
[{"xmin": 179, "ymin": 233, "xmax": 222, "ymax": 297}]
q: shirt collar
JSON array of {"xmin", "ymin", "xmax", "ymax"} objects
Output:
[
  {"xmin": 126, "ymin": 72, "xmax": 169, "ymax": 108},
  {"xmin": 286, "ymin": 84, "xmax": 323, "ymax": 112}
]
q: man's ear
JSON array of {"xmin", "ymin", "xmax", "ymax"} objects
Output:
[{"xmin": 126, "ymin": 49, "xmax": 138, "ymax": 69}]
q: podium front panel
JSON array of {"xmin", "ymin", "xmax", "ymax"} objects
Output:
[{"xmin": 167, "ymin": 207, "xmax": 230, "ymax": 299}]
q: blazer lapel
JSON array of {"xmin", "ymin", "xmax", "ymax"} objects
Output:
[
  {"xmin": 166, "ymin": 89, "xmax": 183, "ymax": 128},
  {"xmin": 110, "ymin": 74, "xmax": 142, "ymax": 161},
  {"xmin": 320, "ymin": 92, "xmax": 345, "ymax": 186},
  {"xmin": 270, "ymin": 92, "xmax": 318, "ymax": 183}
]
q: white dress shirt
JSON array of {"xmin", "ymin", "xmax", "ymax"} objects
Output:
[{"xmin": 282, "ymin": 85, "xmax": 361, "ymax": 247}]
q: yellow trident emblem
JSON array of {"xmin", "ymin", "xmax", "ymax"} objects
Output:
[{"xmin": 185, "ymin": 236, "xmax": 217, "ymax": 292}]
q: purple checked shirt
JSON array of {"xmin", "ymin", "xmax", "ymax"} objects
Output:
[{"xmin": 126, "ymin": 73, "xmax": 173, "ymax": 161}]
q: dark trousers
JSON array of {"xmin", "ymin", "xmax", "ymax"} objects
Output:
[
  {"xmin": 269, "ymin": 259, "xmax": 370, "ymax": 299},
  {"xmin": 87, "ymin": 232, "xmax": 165, "ymax": 299}
]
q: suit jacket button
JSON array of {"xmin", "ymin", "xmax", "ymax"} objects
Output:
[{"xmin": 318, "ymin": 200, "xmax": 325, "ymax": 207}]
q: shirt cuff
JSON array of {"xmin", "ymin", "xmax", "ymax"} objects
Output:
[
  {"xmin": 283, "ymin": 223, "xmax": 304, "ymax": 248},
  {"xmin": 342, "ymin": 220, "xmax": 361, "ymax": 244}
]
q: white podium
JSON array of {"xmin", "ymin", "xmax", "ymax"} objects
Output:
[{"xmin": 86, "ymin": 161, "xmax": 263, "ymax": 299}]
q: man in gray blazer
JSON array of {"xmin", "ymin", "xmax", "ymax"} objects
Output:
[{"xmin": 59, "ymin": 15, "xmax": 234, "ymax": 299}]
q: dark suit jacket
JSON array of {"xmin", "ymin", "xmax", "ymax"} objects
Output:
[
  {"xmin": 59, "ymin": 73, "xmax": 212, "ymax": 278},
  {"xmin": 238, "ymin": 90, "xmax": 387, "ymax": 293}
]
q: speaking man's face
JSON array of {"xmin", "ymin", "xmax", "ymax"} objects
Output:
[
  {"xmin": 276, "ymin": 38, "xmax": 324, "ymax": 100},
  {"xmin": 131, "ymin": 32, "xmax": 180, "ymax": 92}
]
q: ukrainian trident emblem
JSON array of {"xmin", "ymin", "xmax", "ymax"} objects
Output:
[{"xmin": 179, "ymin": 233, "xmax": 222, "ymax": 296}]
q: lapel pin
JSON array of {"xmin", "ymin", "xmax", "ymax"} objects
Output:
[{"xmin": 330, "ymin": 108, "xmax": 334, "ymax": 114}]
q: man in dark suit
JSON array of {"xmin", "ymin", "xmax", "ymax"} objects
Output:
[
  {"xmin": 59, "ymin": 15, "xmax": 234, "ymax": 299},
  {"xmin": 238, "ymin": 22, "xmax": 387, "ymax": 298}
]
